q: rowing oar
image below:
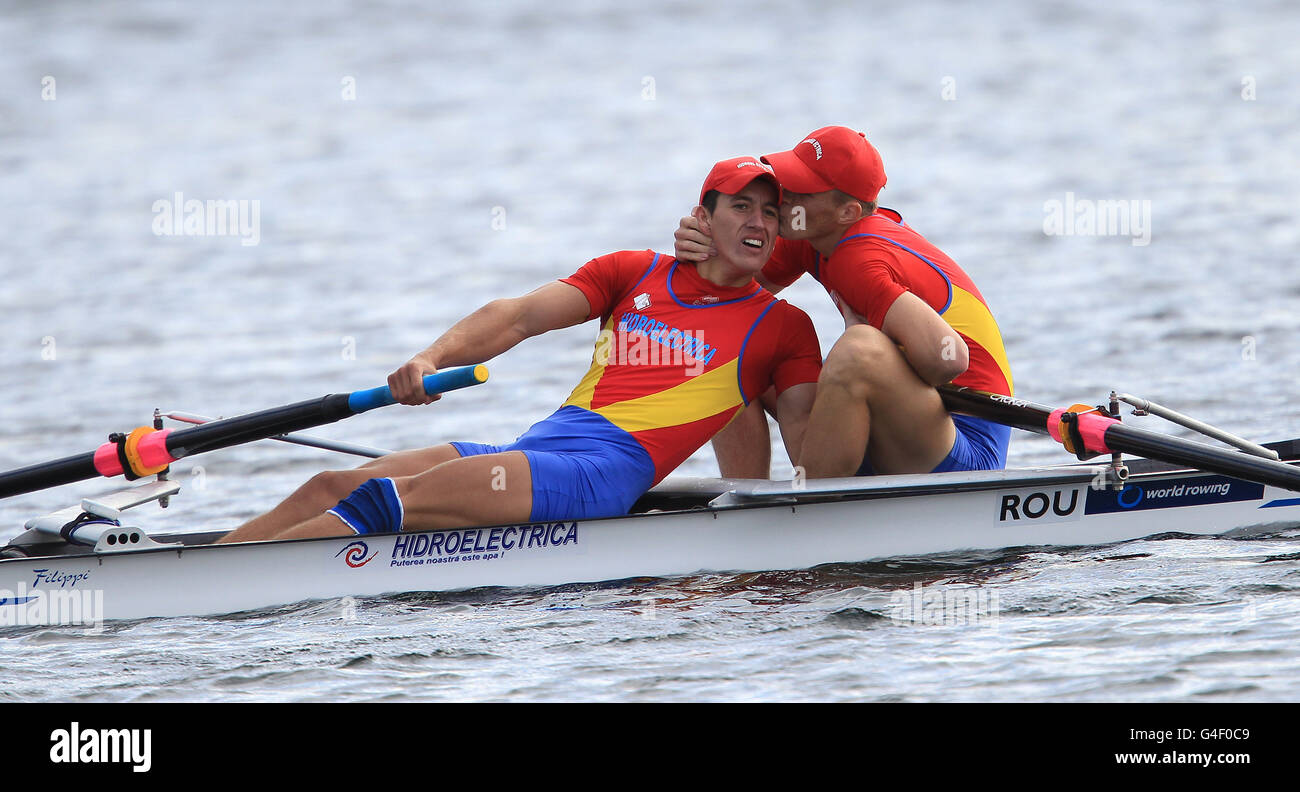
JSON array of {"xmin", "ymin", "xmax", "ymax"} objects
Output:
[
  {"xmin": 938, "ymin": 385, "xmax": 1300, "ymax": 492},
  {"xmin": 0, "ymin": 365, "xmax": 489, "ymax": 499},
  {"xmin": 161, "ymin": 411, "xmax": 391, "ymax": 459}
]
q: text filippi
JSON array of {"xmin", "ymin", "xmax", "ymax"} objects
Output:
[{"xmin": 31, "ymin": 568, "xmax": 90, "ymax": 588}]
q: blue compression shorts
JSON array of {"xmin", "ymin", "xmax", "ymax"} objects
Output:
[
  {"xmin": 451, "ymin": 406, "xmax": 656, "ymax": 523},
  {"xmin": 856, "ymin": 414, "xmax": 1010, "ymax": 476}
]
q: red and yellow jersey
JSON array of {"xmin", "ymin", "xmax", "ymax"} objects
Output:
[
  {"xmin": 763, "ymin": 209, "xmax": 1013, "ymax": 396},
  {"xmin": 560, "ymin": 250, "xmax": 822, "ymax": 483}
]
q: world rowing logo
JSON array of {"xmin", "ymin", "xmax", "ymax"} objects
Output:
[
  {"xmin": 336, "ymin": 540, "xmax": 376, "ymax": 568},
  {"xmin": 1083, "ymin": 475, "xmax": 1261, "ymax": 516},
  {"xmin": 1117, "ymin": 484, "xmax": 1145, "ymax": 509}
]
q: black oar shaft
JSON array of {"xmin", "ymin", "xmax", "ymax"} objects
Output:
[
  {"xmin": 0, "ymin": 366, "xmax": 488, "ymax": 500},
  {"xmin": 0, "ymin": 395, "xmax": 352, "ymax": 499},
  {"xmin": 0, "ymin": 453, "xmax": 99, "ymax": 499},
  {"xmin": 162, "ymin": 395, "xmax": 353, "ymax": 459},
  {"xmin": 1103, "ymin": 423, "xmax": 1300, "ymax": 491},
  {"xmin": 939, "ymin": 385, "xmax": 1300, "ymax": 492},
  {"xmin": 938, "ymin": 386, "xmax": 1054, "ymax": 435}
]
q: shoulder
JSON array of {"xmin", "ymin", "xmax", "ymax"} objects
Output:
[
  {"xmin": 755, "ymin": 298, "xmax": 818, "ymax": 344},
  {"xmin": 588, "ymin": 249, "xmax": 663, "ymax": 267},
  {"xmin": 562, "ymin": 250, "xmax": 669, "ymax": 319},
  {"xmin": 572, "ymin": 249, "xmax": 665, "ymax": 280},
  {"xmin": 764, "ymin": 297, "xmax": 811, "ymax": 321},
  {"xmin": 835, "ymin": 215, "xmax": 896, "ymax": 248},
  {"xmin": 828, "ymin": 215, "xmax": 929, "ymax": 277},
  {"xmin": 837, "ymin": 210, "xmax": 944, "ymax": 257},
  {"xmin": 742, "ymin": 299, "xmax": 822, "ymax": 388}
]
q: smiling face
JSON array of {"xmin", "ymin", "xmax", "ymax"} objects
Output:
[{"xmin": 696, "ymin": 179, "xmax": 781, "ymax": 283}]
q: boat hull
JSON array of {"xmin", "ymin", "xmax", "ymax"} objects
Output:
[{"xmin": 3, "ymin": 463, "xmax": 1299, "ymax": 623}]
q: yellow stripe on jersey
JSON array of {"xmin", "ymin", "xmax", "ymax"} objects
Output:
[
  {"xmin": 562, "ymin": 316, "xmax": 616, "ymax": 410},
  {"xmin": 944, "ymin": 285, "xmax": 1015, "ymax": 394},
  {"xmin": 591, "ymin": 358, "xmax": 743, "ymax": 433}
]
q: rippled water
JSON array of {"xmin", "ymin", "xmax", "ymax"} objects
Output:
[{"xmin": 2, "ymin": 0, "xmax": 1300, "ymax": 701}]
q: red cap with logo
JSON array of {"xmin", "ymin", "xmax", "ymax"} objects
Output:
[
  {"xmin": 761, "ymin": 126, "xmax": 886, "ymax": 203},
  {"xmin": 699, "ymin": 156, "xmax": 781, "ymax": 206}
]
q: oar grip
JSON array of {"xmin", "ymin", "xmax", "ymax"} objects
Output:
[{"xmin": 346, "ymin": 365, "xmax": 489, "ymax": 414}]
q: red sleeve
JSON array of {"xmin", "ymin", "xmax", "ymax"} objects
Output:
[
  {"xmin": 828, "ymin": 258, "xmax": 907, "ymax": 329},
  {"xmin": 735, "ymin": 301, "xmax": 822, "ymax": 401},
  {"xmin": 769, "ymin": 304, "xmax": 822, "ymax": 394},
  {"xmin": 738, "ymin": 304, "xmax": 816, "ymax": 400},
  {"xmin": 761, "ymin": 238, "xmax": 816, "ymax": 289},
  {"xmin": 559, "ymin": 250, "xmax": 656, "ymax": 321}
]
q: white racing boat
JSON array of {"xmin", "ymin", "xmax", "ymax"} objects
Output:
[{"xmin": 2, "ymin": 368, "xmax": 1299, "ymax": 624}]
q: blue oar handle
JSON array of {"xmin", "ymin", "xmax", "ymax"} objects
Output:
[{"xmin": 346, "ymin": 365, "xmax": 490, "ymax": 414}]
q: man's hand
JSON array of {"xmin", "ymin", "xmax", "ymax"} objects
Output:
[
  {"xmin": 831, "ymin": 291, "xmax": 869, "ymax": 329},
  {"xmin": 674, "ymin": 215, "xmax": 715, "ymax": 262},
  {"xmin": 387, "ymin": 356, "xmax": 442, "ymax": 406}
]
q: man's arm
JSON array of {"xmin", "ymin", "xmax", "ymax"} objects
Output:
[
  {"xmin": 388, "ymin": 281, "xmax": 592, "ymax": 404},
  {"xmin": 711, "ymin": 401, "xmax": 772, "ymax": 478},
  {"xmin": 714, "ymin": 382, "xmax": 814, "ymax": 477},
  {"xmin": 773, "ymin": 382, "xmax": 816, "ymax": 468},
  {"xmin": 879, "ymin": 292, "xmax": 969, "ymax": 387}
]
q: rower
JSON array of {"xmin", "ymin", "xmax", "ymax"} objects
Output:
[
  {"xmin": 676, "ymin": 126, "xmax": 1014, "ymax": 478},
  {"xmin": 217, "ymin": 157, "xmax": 821, "ymax": 542}
]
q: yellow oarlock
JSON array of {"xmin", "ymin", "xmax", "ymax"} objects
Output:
[{"xmin": 122, "ymin": 426, "xmax": 169, "ymax": 478}]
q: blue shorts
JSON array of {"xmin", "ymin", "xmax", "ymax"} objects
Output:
[
  {"xmin": 856, "ymin": 414, "xmax": 1010, "ymax": 476},
  {"xmin": 451, "ymin": 406, "xmax": 655, "ymax": 523}
]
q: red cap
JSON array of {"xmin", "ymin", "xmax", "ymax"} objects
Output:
[
  {"xmin": 699, "ymin": 156, "xmax": 781, "ymax": 206},
  {"xmin": 761, "ymin": 126, "xmax": 886, "ymax": 203}
]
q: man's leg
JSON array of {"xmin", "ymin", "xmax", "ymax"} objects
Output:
[
  {"xmin": 800, "ymin": 324, "xmax": 956, "ymax": 478},
  {"xmin": 217, "ymin": 444, "xmax": 463, "ymax": 543},
  {"xmin": 275, "ymin": 450, "xmax": 534, "ymax": 540}
]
